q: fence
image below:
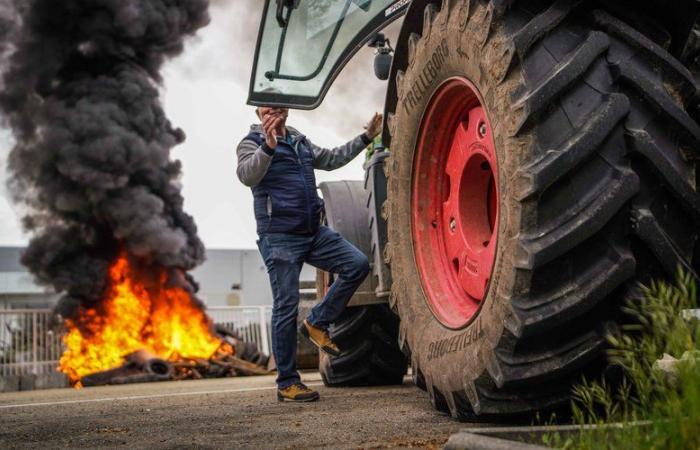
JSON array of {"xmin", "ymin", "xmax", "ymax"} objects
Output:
[
  {"xmin": 208, "ymin": 306, "xmax": 273, "ymax": 358},
  {"xmin": 0, "ymin": 306, "xmax": 273, "ymax": 377},
  {"xmin": 0, "ymin": 309, "xmax": 62, "ymax": 376}
]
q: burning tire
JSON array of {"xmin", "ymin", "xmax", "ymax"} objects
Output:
[
  {"xmin": 215, "ymin": 324, "xmax": 270, "ymax": 367},
  {"xmin": 317, "ymin": 181, "xmax": 408, "ymax": 387},
  {"xmin": 385, "ymin": 1, "xmax": 700, "ymax": 418}
]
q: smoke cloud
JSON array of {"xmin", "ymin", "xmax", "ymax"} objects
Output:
[{"xmin": 0, "ymin": 0, "xmax": 210, "ymax": 316}]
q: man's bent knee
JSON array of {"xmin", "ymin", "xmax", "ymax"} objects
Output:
[{"xmin": 345, "ymin": 253, "xmax": 370, "ymax": 282}]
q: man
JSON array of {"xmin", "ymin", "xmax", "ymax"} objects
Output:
[{"xmin": 236, "ymin": 105, "xmax": 382, "ymax": 402}]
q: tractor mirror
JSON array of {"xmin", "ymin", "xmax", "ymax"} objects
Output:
[
  {"xmin": 374, "ymin": 52, "xmax": 392, "ymax": 80},
  {"xmin": 369, "ymin": 33, "xmax": 393, "ymax": 81}
]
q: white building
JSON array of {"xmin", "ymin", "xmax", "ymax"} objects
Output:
[
  {"xmin": 0, "ymin": 246, "xmax": 315, "ymax": 310},
  {"xmin": 0, "ymin": 247, "xmax": 60, "ymax": 310}
]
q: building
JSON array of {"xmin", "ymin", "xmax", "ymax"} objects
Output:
[
  {"xmin": 0, "ymin": 247, "xmax": 60, "ymax": 310},
  {"xmin": 0, "ymin": 246, "xmax": 315, "ymax": 310}
]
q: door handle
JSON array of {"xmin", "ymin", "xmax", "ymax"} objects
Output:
[
  {"xmin": 276, "ymin": 0, "xmax": 299, "ymax": 27},
  {"xmin": 276, "ymin": 0, "xmax": 287, "ymax": 27}
]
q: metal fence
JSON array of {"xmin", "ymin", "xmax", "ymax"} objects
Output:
[
  {"xmin": 0, "ymin": 309, "xmax": 61, "ymax": 376},
  {"xmin": 207, "ymin": 306, "xmax": 273, "ymax": 358},
  {"xmin": 0, "ymin": 306, "xmax": 273, "ymax": 377}
]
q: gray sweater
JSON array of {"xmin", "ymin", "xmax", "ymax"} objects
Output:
[{"xmin": 236, "ymin": 124, "xmax": 370, "ymax": 187}]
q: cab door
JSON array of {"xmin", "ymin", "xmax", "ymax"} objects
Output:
[{"xmin": 248, "ymin": 0, "xmax": 408, "ymax": 110}]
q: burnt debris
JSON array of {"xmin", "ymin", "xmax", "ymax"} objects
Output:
[{"xmin": 80, "ymin": 332, "xmax": 274, "ymax": 387}]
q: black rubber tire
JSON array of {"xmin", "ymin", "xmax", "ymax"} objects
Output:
[
  {"xmin": 385, "ymin": 0, "xmax": 700, "ymax": 419},
  {"xmin": 215, "ymin": 324, "xmax": 269, "ymax": 367},
  {"xmin": 315, "ymin": 181, "xmax": 408, "ymax": 387},
  {"xmin": 319, "ymin": 304, "xmax": 408, "ymax": 386}
]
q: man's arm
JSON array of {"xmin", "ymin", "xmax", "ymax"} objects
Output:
[
  {"xmin": 311, "ymin": 113, "xmax": 382, "ymax": 171},
  {"xmin": 236, "ymin": 138, "xmax": 275, "ymax": 187},
  {"xmin": 309, "ymin": 133, "xmax": 372, "ymax": 171}
]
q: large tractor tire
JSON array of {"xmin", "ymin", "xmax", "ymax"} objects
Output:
[
  {"xmin": 385, "ymin": 0, "xmax": 700, "ymax": 418},
  {"xmin": 317, "ymin": 181, "xmax": 408, "ymax": 386}
]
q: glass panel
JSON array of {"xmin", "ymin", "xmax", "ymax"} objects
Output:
[{"xmin": 249, "ymin": 0, "xmax": 407, "ymax": 109}]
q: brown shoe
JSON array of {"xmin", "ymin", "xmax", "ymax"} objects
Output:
[
  {"xmin": 277, "ymin": 383, "xmax": 320, "ymax": 402},
  {"xmin": 300, "ymin": 319, "xmax": 341, "ymax": 357}
]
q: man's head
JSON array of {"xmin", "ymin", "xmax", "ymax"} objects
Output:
[
  {"xmin": 256, "ymin": 106, "xmax": 288, "ymax": 122},
  {"xmin": 255, "ymin": 87, "xmax": 288, "ymax": 132},
  {"xmin": 256, "ymin": 106, "xmax": 289, "ymax": 135}
]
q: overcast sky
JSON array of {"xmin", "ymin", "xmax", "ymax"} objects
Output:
[{"xmin": 0, "ymin": 1, "xmax": 399, "ymax": 250}]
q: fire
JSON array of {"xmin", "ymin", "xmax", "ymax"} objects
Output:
[{"xmin": 59, "ymin": 253, "xmax": 226, "ymax": 385}]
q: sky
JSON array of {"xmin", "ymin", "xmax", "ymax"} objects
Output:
[{"xmin": 0, "ymin": 0, "xmax": 400, "ymax": 250}]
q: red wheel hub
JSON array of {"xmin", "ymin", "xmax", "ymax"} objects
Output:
[{"xmin": 412, "ymin": 78, "xmax": 499, "ymax": 329}]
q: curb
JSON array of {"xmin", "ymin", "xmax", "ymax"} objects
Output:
[
  {"xmin": 444, "ymin": 432, "xmax": 549, "ymax": 450},
  {"xmin": 444, "ymin": 421, "xmax": 652, "ymax": 449}
]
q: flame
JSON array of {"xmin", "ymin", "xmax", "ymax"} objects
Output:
[{"xmin": 59, "ymin": 253, "xmax": 225, "ymax": 385}]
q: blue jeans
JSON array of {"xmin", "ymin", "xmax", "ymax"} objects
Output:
[{"xmin": 257, "ymin": 226, "xmax": 370, "ymax": 389}]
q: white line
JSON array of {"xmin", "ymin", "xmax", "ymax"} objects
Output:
[{"xmin": 0, "ymin": 382, "xmax": 325, "ymax": 410}]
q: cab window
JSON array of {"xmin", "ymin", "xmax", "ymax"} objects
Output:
[{"xmin": 248, "ymin": 0, "xmax": 407, "ymax": 109}]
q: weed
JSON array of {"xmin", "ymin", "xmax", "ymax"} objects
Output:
[{"xmin": 543, "ymin": 269, "xmax": 700, "ymax": 449}]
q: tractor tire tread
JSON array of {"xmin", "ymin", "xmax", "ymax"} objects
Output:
[
  {"xmin": 384, "ymin": 0, "xmax": 700, "ymax": 418},
  {"xmin": 320, "ymin": 304, "xmax": 408, "ymax": 387}
]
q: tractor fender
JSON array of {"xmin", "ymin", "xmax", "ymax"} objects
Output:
[{"xmin": 317, "ymin": 180, "xmax": 387, "ymax": 306}]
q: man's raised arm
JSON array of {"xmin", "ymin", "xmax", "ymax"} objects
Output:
[
  {"xmin": 309, "ymin": 134, "xmax": 371, "ymax": 171},
  {"xmin": 311, "ymin": 113, "xmax": 383, "ymax": 171}
]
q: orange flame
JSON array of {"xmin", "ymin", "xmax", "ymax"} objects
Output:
[{"xmin": 59, "ymin": 253, "xmax": 224, "ymax": 384}]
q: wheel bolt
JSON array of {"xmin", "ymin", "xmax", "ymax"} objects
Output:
[
  {"xmin": 478, "ymin": 122, "xmax": 487, "ymax": 138},
  {"xmin": 449, "ymin": 218, "xmax": 456, "ymax": 233}
]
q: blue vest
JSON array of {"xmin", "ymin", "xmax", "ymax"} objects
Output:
[{"xmin": 245, "ymin": 131, "xmax": 324, "ymax": 235}]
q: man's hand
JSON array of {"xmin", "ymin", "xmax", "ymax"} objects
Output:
[
  {"xmin": 262, "ymin": 111, "xmax": 284, "ymax": 149},
  {"xmin": 364, "ymin": 112, "xmax": 383, "ymax": 140}
]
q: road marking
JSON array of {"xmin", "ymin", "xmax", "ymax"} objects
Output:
[{"xmin": 0, "ymin": 382, "xmax": 325, "ymax": 410}]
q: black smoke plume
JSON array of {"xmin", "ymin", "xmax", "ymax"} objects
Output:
[{"xmin": 0, "ymin": 0, "xmax": 210, "ymax": 317}]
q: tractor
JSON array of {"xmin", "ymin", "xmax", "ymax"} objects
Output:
[{"xmin": 247, "ymin": 0, "xmax": 700, "ymax": 419}]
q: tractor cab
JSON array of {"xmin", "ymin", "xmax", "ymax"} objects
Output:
[{"xmin": 247, "ymin": 0, "xmax": 407, "ymax": 110}]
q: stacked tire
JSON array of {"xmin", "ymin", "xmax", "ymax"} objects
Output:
[{"xmin": 215, "ymin": 324, "xmax": 270, "ymax": 367}]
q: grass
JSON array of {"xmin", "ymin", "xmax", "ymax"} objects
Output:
[{"xmin": 541, "ymin": 269, "xmax": 700, "ymax": 449}]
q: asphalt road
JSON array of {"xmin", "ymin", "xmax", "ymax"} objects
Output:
[{"xmin": 0, "ymin": 372, "xmax": 469, "ymax": 449}]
